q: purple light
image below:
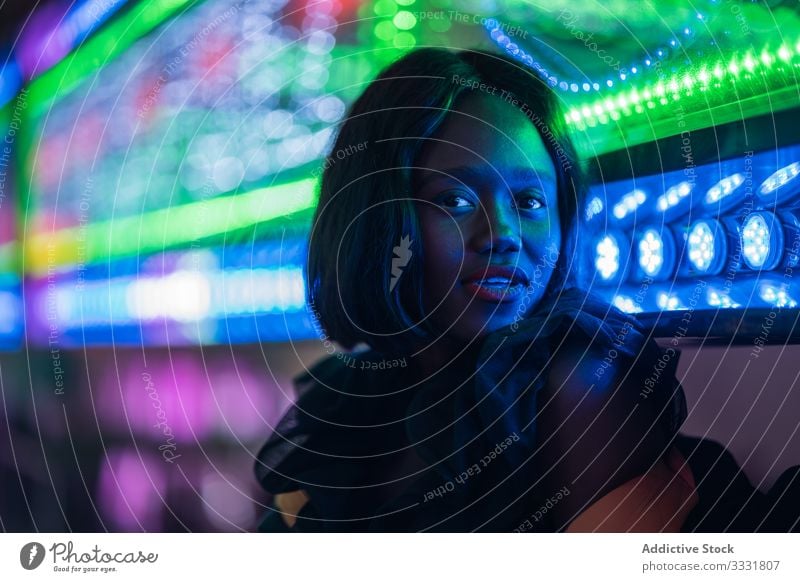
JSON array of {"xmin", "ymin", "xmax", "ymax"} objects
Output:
[
  {"xmin": 16, "ymin": 4, "xmax": 73, "ymax": 79},
  {"xmin": 98, "ymin": 449, "xmax": 167, "ymax": 531}
]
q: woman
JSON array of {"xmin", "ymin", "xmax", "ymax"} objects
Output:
[{"xmin": 254, "ymin": 47, "xmax": 699, "ymax": 532}]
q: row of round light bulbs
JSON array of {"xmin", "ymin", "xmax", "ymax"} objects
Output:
[
  {"xmin": 590, "ymin": 160, "xmax": 800, "ymax": 226},
  {"xmin": 595, "ymin": 208, "xmax": 788, "ymax": 284},
  {"xmin": 593, "ymin": 160, "xmax": 800, "ymax": 283}
]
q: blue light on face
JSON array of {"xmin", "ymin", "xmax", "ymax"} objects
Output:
[
  {"xmin": 687, "ymin": 219, "xmax": 726, "ymax": 274},
  {"xmin": 595, "ymin": 234, "xmax": 621, "ymax": 281},
  {"xmin": 637, "ymin": 228, "xmax": 674, "ymax": 278},
  {"xmin": 741, "ymin": 212, "xmax": 783, "ymax": 270}
]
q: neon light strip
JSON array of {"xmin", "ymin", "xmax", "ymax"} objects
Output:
[
  {"xmin": 46, "ymin": 266, "xmax": 306, "ymax": 327},
  {"xmin": 565, "ymin": 41, "xmax": 800, "ymax": 129},
  {"xmin": 564, "ymin": 41, "xmax": 800, "ymax": 156},
  {"xmin": 24, "ymin": 177, "xmax": 318, "ymax": 274},
  {"xmin": 26, "ymin": 0, "xmax": 198, "ymax": 113}
]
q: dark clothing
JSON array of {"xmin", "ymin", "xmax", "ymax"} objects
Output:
[
  {"xmin": 254, "ymin": 287, "xmax": 800, "ymax": 532},
  {"xmin": 674, "ymin": 435, "xmax": 800, "ymax": 532}
]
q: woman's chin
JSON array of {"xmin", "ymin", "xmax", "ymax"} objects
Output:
[
  {"xmin": 448, "ymin": 315, "xmax": 521, "ymax": 343},
  {"xmin": 426, "ymin": 300, "xmax": 534, "ymax": 346}
]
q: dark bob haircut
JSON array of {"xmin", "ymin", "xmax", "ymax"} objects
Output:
[{"xmin": 306, "ymin": 47, "xmax": 586, "ymax": 356}]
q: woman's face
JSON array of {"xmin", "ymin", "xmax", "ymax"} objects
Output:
[{"xmin": 414, "ymin": 91, "xmax": 562, "ymax": 344}]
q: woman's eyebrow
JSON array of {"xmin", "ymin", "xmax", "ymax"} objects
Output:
[
  {"xmin": 416, "ymin": 165, "xmax": 556, "ymax": 188},
  {"xmin": 506, "ymin": 166, "xmax": 556, "ymax": 185}
]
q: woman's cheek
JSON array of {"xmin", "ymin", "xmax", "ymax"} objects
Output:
[
  {"xmin": 420, "ymin": 219, "xmax": 462, "ymax": 300},
  {"xmin": 524, "ymin": 218, "xmax": 561, "ymax": 250},
  {"xmin": 530, "ymin": 258, "xmax": 556, "ymax": 291},
  {"xmin": 427, "ymin": 244, "xmax": 464, "ymax": 297}
]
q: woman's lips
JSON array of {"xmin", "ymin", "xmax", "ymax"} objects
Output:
[
  {"xmin": 461, "ymin": 265, "xmax": 529, "ymax": 303},
  {"xmin": 463, "ymin": 279, "xmax": 527, "ymax": 303}
]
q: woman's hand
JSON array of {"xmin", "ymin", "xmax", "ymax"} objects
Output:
[{"xmin": 536, "ymin": 334, "xmax": 674, "ymax": 530}]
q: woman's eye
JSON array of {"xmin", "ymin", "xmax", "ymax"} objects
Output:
[
  {"xmin": 516, "ymin": 195, "xmax": 545, "ymax": 210},
  {"xmin": 438, "ymin": 192, "xmax": 475, "ymax": 209}
]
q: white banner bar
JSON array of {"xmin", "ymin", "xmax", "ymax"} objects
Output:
[{"xmin": 2, "ymin": 533, "xmax": 798, "ymax": 581}]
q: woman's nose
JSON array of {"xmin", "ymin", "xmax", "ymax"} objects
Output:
[{"xmin": 470, "ymin": 196, "xmax": 522, "ymax": 255}]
